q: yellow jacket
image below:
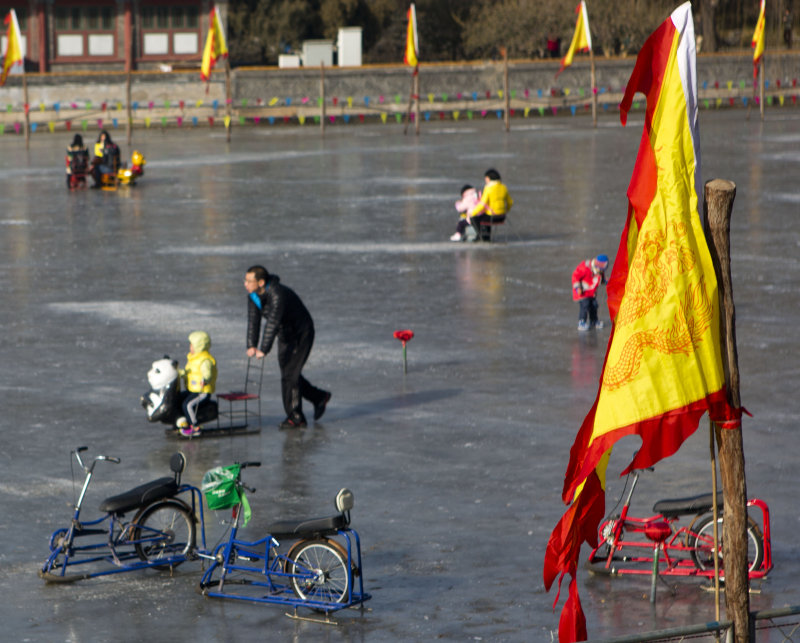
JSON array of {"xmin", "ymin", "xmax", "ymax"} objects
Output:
[
  {"xmin": 184, "ymin": 350, "xmax": 217, "ymax": 393},
  {"xmin": 469, "ymin": 180, "xmax": 513, "ymax": 218},
  {"xmin": 183, "ymin": 331, "xmax": 217, "ymax": 393}
]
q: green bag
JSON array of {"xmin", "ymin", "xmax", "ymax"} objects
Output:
[
  {"xmin": 201, "ymin": 464, "xmax": 251, "ymax": 526},
  {"xmin": 202, "ymin": 464, "xmax": 241, "ymax": 510}
]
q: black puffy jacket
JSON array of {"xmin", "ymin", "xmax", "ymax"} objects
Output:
[{"xmin": 246, "ymin": 275, "xmax": 314, "ymax": 354}]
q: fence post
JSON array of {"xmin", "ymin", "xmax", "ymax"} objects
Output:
[{"xmin": 703, "ymin": 178, "xmax": 750, "ymax": 643}]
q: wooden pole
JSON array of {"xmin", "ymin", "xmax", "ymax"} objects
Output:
[
  {"xmin": 503, "ymin": 47, "xmax": 510, "ymax": 132},
  {"xmin": 403, "ymin": 66, "xmax": 415, "ymax": 135},
  {"xmin": 759, "ymin": 57, "xmax": 764, "ymax": 120},
  {"xmin": 590, "ymin": 49, "xmax": 597, "ymax": 128},
  {"xmin": 225, "ymin": 58, "xmax": 232, "ymax": 143},
  {"xmin": 703, "ymin": 179, "xmax": 751, "ymax": 643},
  {"xmin": 126, "ymin": 68, "xmax": 132, "ymax": 147},
  {"xmin": 125, "ymin": 0, "xmax": 132, "ymax": 147},
  {"xmin": 23, "ymin": 72, "xmax": 29, "ymax": 149},
  {"xmin": 414, "ymin": 69, "xmax": 420, "ymax": 135},
  {"xmin": 320, "ymin": 64, "xmax": 325, "ymax": 137},
  {"xmin": 709, "ymin": 421, "xmax": 722, "ymax": 628}
]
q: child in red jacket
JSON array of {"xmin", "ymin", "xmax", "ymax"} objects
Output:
[{"xmin": 572, "ymin": 254, "xmax": 609, "ymax": 331}]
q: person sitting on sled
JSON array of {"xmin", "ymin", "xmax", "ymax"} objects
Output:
[
  {"xmin": 177, "ymin": 330, "xmax": 217, "ymax": 436},
  {"xmin": 65, "ymin": 134, "xmax": 89, "ymax": 189},
  {"xmin": 91, "ymin": 130, "xmax": 121, "ymax": 188},
  {"xmin": 450, "ymin": 184, "xmax": 480, "ymax": 241}
]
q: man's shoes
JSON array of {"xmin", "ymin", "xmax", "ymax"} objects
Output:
[
  {"xmin": 450, "ymin": 232, "xmax": 462, "ymax": 241},
  {"xmin": 577, "ymin": 320, "xmax": 589, "ymax": 332},
  {"xmin": 278, "ymin": 417, "xmax": 307, "ymax": 429},
  {"xmin": 314, "ymin": 392, "xmax": 331, "ymax": 421},
  {"xmin": 593, "ymin": 320, "xmax": 605, "ymax": 329}
]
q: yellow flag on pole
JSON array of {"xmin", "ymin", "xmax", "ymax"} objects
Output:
[
  {"xmin": 1, "ymin": 9, "xmax": 24, "ymax": 86},
  {"xmin": 751, "ymin": 0, "xmax": 766, "ymax": 76},
  {"xmin": 200, "ymin": 5, "xmax": 228, "ymax": 83},
  {"xmin": 557, "ymin": 1, "xmax": 592, "ymax": 77},
  {"xmin": 544, "ymin": 4, "xmax": 741, "ymax": 639},
  {"xmin": 404, "ymin": 4, "xmax": 418, "ymax": 67}
]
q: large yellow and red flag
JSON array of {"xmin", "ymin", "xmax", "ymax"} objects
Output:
[
  {"xmin": 404, "ymin": 3, "xmax": 418, "ymax": 67},
  {"xmin": 1, "ymin": 9, "xmax": 24, "ymax": 87},
  {"xmin": 544, "ymin": 3, "xmax": 740, "ymax": 640},
  {"xmin": 557, "ymin": 1, "xmax": 592, "ymax": 77},
  {"xmin": 200, "ymin": 5, "xmax": 228, "ymax": 83},
  {"xmin": 751, "ymin": 0, "xmax": 766, "ymax": 77}
]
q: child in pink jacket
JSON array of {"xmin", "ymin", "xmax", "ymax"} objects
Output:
[{"xmin": 450, "ymin": 184, "xmax": 480, "ymax": 241}]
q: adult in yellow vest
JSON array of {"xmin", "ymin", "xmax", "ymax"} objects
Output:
[
  {"xmin": 468, "ymin": 168, "xmax": 513, "ymax": 241},
  {"xmin": 179, "ymin": 330, "xmax": 217, "ymax": 436}
]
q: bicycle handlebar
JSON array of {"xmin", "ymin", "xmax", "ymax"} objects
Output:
[
  {"xmin": 239, "ymin": 461, "xmax": 261, "ymax": 469},
  {"xmin": 73, "ymin": 447, "xmax": 121, "ymax": 471}
]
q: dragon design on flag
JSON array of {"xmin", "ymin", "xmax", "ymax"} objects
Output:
[{"xmin": 604, "ymin": 222, "xmax": 713, "ymax": 391}]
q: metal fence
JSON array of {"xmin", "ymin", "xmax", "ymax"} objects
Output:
[{"xmin": 587, "ymin": 605, "xmax": 800, "ymax": 643}]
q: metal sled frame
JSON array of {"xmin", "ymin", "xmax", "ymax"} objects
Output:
[
  {"xmin": 214, "ymin": 357, "xmax": 265, "ymax": 432},
  {"xmin": 40, "ymin": 484, "xmax": 207, "ymax": 582},
  {"xmin": 200, "ymin": 526, "xmax": 370, "ymax": 619}
]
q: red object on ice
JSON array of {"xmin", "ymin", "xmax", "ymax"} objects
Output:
[
  {"xmin": 393, "ymin": 330, "xmax": 414, "ymax": 344},
  {"xmin": 394, "ymin": 330, "xmax": 414, "ymax": 373}
]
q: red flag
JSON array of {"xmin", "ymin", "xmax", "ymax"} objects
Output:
[{"xmin": 544, "ymin": 3, "xmax": 739, "ymax": 640}]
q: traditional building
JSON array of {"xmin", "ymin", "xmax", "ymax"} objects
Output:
[{"xmin": 1, "ymin": 0, "xmax": 228, "ymax": 72}]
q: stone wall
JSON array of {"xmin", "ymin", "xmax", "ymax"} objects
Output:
[{"xmin": 1, "ymin": 52, "xmax": 798, "ymax": 130}]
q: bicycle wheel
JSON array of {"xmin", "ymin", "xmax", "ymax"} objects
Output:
[
  {"xmin": 133, "ymin": 501, "xmax": 195, "ymax": 569},
  {"xmin": 285, "ymin": 539, "xmax": 350, "ymax": 605},
  {"xmin": 690, "ymin": 514, "xmax": 764, "ymax": 573}
]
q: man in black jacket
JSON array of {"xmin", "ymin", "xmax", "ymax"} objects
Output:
[{"xmin": 244, "ymin": 265, "xmax": 330, "ymax": 428}]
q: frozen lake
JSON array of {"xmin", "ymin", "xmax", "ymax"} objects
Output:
[{"xmin": 1, "ymin": 108, "xmax": 799, "ymax": 641}]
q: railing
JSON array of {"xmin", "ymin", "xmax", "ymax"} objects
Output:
[{"xmin": 586, "ymin": 605, "xmax": 800, "ymax": 643}]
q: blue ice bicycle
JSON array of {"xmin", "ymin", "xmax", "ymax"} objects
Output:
[
  {"xmin": 198, "ymin": 461, "xmax": 371, "ymax": 622},
  {"xmin": 40, "ymin": 446, "xmax": 206, "ymax": 581}
]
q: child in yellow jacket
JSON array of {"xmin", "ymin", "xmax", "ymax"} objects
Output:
[{"xmin": 178, "ymin": 330, "xmax": 217, "ymax": 436}]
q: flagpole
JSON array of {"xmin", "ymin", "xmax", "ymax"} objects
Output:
[
  {"xmin": 225, "ymin": 57, "xmax": 232, "ymax": 143},
  {"xmin": 590, "ymin": 48, "xmax": 597, "ymax": 128},
  {"xmin": 703, "ymin": 178, "xmax": 751, "ymax": 643},
  {"xmin": 403, "ymin": 70, "xmax": 413, "ymax": 135},
  {"xmin": 126, "ymin": 66, "xmax": 132, "ymax": 147},
  {"xmin": 503, "ymin": 47, "xmax": 510, "ymax": 132},
  {"xmin": 23, "ymin": 70, "xmax": 29, "ymax": 149},
  {"xmin": 709, "ymin": 421, "xmax": 722, "ymax": 625},
  {"xmin": 759, "ymin": 57, "xmax": 765, "ymax": 120},
  {"xmin": 320, "ymin": 63, "xmax": 325, "ymax": 137},
  {"xmin": 414, "ymin": 66, "xmax": 420, "ymax": 135}
]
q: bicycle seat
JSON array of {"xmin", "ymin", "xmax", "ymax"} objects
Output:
[
  {"xmin": 267, "ymin": 513, "xmax": 348, "ymax": 539},
  {"xmin": 99, "ymin": 477, "xmax": 178, "ymax": 515},
  {"xmin": 653, "ymin": 491, "xmax": 723, "ymax": 518}
]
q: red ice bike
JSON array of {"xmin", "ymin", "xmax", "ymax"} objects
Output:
[{"xmin": 586, "ymin": 466, "xmax": 772, "ymax": 586}]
